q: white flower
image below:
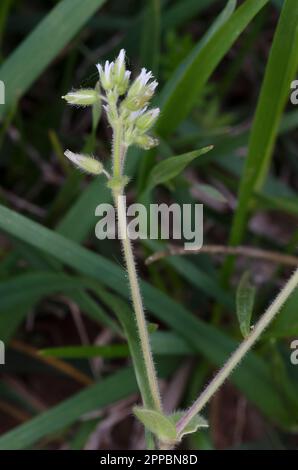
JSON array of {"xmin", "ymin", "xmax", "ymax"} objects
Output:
[
  {"xmin": 138, "ymin": 68, "xmax": 153, "ymax": 86},
  {"xmin": 97, "ymin": 50, "xmax": 131, "ymax": 95},
  {"xmin": 105, "ymin": 61, "xmax": 114, "ymax": 80},
  {"xmin": 124, "ymin": 70, "xmax": 131, "ymax": 81},
  {"xmin": 95, "ymin": 50, "xmax": 159, "ymax": 146},
  {"xmin": 115, "ymin": 49, "xmax": 125, "ymax": 77},
  {"xmin": 97, "ymin": 60, "xmax": 114, "ymax": 90},
  {"xmin": 124, "ymin": 67, "xmax": 158, "ymax": 110},
  {"xmin": 128, "ymin": 68, "xmax": 153, "ymax": 97},
  {"xmin": 147, "ymin": 80, "xmax": 158, "ymax": 93}
]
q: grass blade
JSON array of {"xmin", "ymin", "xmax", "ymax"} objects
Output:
[
  {"xmin": 228, "ymin": 0, "xmax": 298, "ymax": 248},
  {"xmin": 140, "ymin": 0, "xmax": 161, "ymax": 74},
  {"xmin": 0, "ymin": 368, "xmax": 136, "ymax": 450},
  {"xmin": 156, "ymin": 0, "xmax": 268, "ymax": 136},
  {"xmin": 0, "ymin": 0, "xmax": 106, "ymax": 118},
  {"xmin": 40, "ymin": 344, "xmax": 129, "ymax": 359}
]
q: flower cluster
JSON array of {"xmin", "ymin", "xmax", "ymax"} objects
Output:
[
  {"xmin": 97, "ymin": 50, "xmax": 159, "ymax": 150},
  {"xmin": 63, "ymin": 49, "xmax": 159, "ymax": 155}
]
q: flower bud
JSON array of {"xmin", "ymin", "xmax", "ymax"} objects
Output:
[
  {"xmin": 135, "ymin": 108, "xmax": 160, "ymax": 132},
  {"xmin": 125, "ymin": 68, "xmax": 158, "ymax": 109},
  {"xmin": 114, "ymin": 49, "xmax": 126, "ymax": 84},
  {"xmin": 64, "ymin": 150, "xmax": 104, "ymax": 175},
  {"xmin": 97, "ymin": 61, "xmax": 114, "ymax": 91},
  {"xmin": 121, "ymin": 95, "xmax": 148, "ymax": 112},
  {"xmin": 128, "ymin": 68, "xmax": 152, "ymax": 97},
  {"xmin": 117, "ymin": 70, "xmax": 131, "ymax": 95},
  {"xmin": 62, "ymin": 89, "xmax": 99, "ymax": 106},
  {"xmin": 124, "ymin": 125, "xmax": 137, "ymax": 146},
  {"xmin": 134, "ymin": 135, "xmax": 159, "ymax": 150}
]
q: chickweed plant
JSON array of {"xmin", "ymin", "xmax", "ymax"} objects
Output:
[{"xmin": 63, "ymin": 50, "xmax": 298, "ymax": 450}]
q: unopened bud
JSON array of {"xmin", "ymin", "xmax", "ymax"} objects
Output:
[
  {"xmin": 64, "ymin": 150, "xmax": 103, "ymax": 175},
  {"xmin": 121, "ymin": 95, "xmax": 148, "ymax": 111},
  {"xmin": 117, "ymin": 70, "xmax": 131, "ymax": 95},
  {"xmin": 128, "ymin": 68, "xmax": 152, "ymax": 97},
  {"xmin": 135, "ymin": 108, "xmax": 160, "ymax": 132},
  {"xmin": 134, "ymin": 135, "xmax": 159, "ymax": 150},
  {"xmin": 62, "ymin": 89, "xmax": 99, "ymax": 106},
  {"xmin": 125, "ymin": 68, "xmax": 158, "ymax": 110},
  {"xmin": 97, "ymin": 61, "xmax": 114, "ymax": 91},
  {"xmin": 114, "ymin": 49, "xmax": 126, "ymax": 84}
]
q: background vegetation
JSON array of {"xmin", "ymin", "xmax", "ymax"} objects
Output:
[{"xmin": 0, "ymin": 0, "xmax": 297, "ymax": 450}]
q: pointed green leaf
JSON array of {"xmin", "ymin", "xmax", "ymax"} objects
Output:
[
  {"xmin": 236, "ymin": 271, "xmax": 256, "ymax": 337},
  {"xmin": 146, "ymin": 146, "xmax": 213, "ymax": 191},
  {"xmin": 171, "ymin": 411, "xmax": 209, "ymax": 440}
]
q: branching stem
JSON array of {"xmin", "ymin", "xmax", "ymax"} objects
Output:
[{"xmin": 176, "ymin": 267, "xmax": 298, "ymax": 436}]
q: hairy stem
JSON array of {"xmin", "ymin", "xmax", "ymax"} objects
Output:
[
  {"xmin": 114, "ymin": 193, "xmax": 162, "ymax": 412},
  {"xmin": 176, "ymin": 267, "xmax": 298, "ymax": 436},
  {"xmin": 111, "ymin": 120, "xmax": 162, "ymax": 414},
  {"xmin": 112, "ymin": 119, "xmax": 123, "ymax": 178}
]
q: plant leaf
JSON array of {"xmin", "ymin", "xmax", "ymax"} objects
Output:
[
  {"xmin": 236, "ymin": 271, "xmax": 256, "ymax": 338},
  {"xmin": 40, "ymin": 344, "xmax": 129, "ymax": 359},
  {"xmin": 0, "ymin": 0, "xmax": 106, "ymax": 118},
  {"xmin": 133, "ymin": 407, "xmax": 177, "ymax": 443},
  {"xmin": 227, "ymin": 0, "xmax": 298, "ymax": 251},
  {"xmin": 162, "ymin": 0, "xmax": 216, "ymax": 30},
  {"xmin": 0, "ymin": 368, "xmax": 136, "ymax": 450},
  {"xmin": 146, "ymin": 146, "xmax": 213, "ymax": 191},
  {"xmin": 171, "ymin": 411, "xmax": 209, "ymax": 440},
  {"xmin": 140, "ymin": 0, "xmax": 160, "ymax": 74},
  {"xmin": 156, "ymin": 0, "xmax": 269, "ymax": 136}
]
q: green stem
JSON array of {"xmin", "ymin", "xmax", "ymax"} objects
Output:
[
  {"xmin": 113, "ymin": 192, "xmax": 162, "ymax": 412},
  {"xmin": 113, "ymin": 119, "xmax": 123, "ymax": 178},
  {"xmin": 176, "ymin": 267, "xmax": 298, "ymax": 437},
  {"xmin": 111, "ymin": 121, "xmax": 162, "ymax": 414}
]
